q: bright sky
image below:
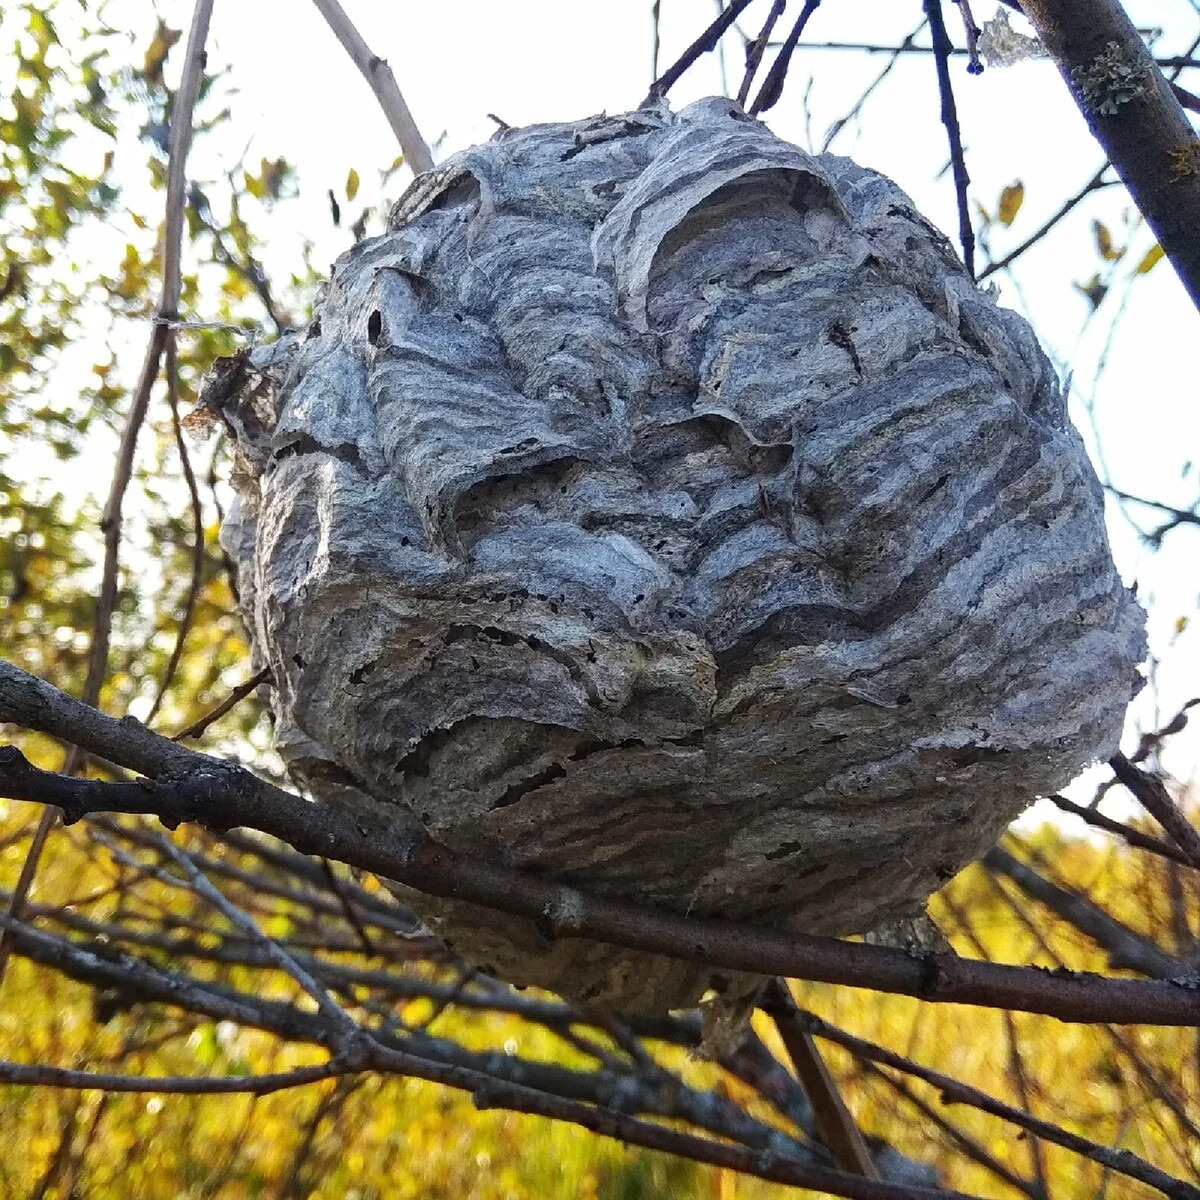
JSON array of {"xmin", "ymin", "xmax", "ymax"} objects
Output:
[{"xmin": 35, "ymin": 3, "xmax": 1200, "ymax": 790}]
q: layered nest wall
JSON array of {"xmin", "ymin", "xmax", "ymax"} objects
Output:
[{"xmin": 205, "ymin": 98, "xmax": 1145, "ymax": 1012}]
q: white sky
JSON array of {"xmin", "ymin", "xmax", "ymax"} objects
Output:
[{"xmin": 22, "ymin": 2, "xmax": 1200, "ymax": 797}]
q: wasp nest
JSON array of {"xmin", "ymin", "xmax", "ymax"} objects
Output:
[{"xmin": 210, "ymin": 98, "xmax": 1145, "ymax": 1012}]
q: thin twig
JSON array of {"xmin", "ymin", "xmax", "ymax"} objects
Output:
[
  {"xmin": 799, "ymin": 1010, "xmax": 1200, "ymax": 1200},
  {"xmin": 763, "ymin": 979, "xmax": 879, "ymax": 1178},
  {"xmin": 925, "ymin": 0, "xmax": 975, "ymax": 276},
  {"xmin": 1047, "ymin": 793, "xmax": 1196, "ymax": 868},
  {"xmin": 643, "ymin": 0, "xmax": 759, "ymax": 104},
  {"xmin": 822, "ymin": 23, "xmax": 926, "ymax": 153},
  {"xmin": 760, "ymin": 40, "xmax": 1195, "ymax": 68},
  {"xmin": 1131, "ymin": 699, "xmax": 1200, "ymax": 764},
  {"xmin": 0, "ymin": 810, "xmax": 55, "ymax": 993},
  {"xmin": 156, "ymin": 835, "xmax": 364, "ymax": 1041},
  {"xmin": 980, "ymin": 870, "xmax": 1200, "ymax": 1158},
  {"xmin": 318, "ymin": 858, "xmax": 377, "ymax": 954},
  {"xmin": 145, "ymin": 339, "xmax": 205, "ymax": 727},
  {"xmin": 864, "ymin": 1065, "xmax": 1040, "ymax": 1198},
  {"xmin": 1107, "ymin": 486, "xmax": 1200, "ymax": 546},
  {"xmin": 309, "ymin": 0, "xmax": 433, "ymax": 174},
  {"xmin": 171, "ymin": 666, "xmax": 271, "ymax": 740},
  {"xmin": 87, "ymin": 0, "xmax": 210, "ymax": 708},
  {"xmin": 737, "ymin": 0, "xmax": 787, "ymax": 108},
  {"xmin": 953, "ymin": 0, "xmax": 983, "ymax": 74},
  {"xmin": 650, "ymin": 0, "xmax": 662, "ymax": 83},
  {"xmin": 1110, "ymin": 754, "xmax": 1200, "ymax": 868},
  {"xmin": 0, "ymin": 0, "xmax": 215, "ymax": 991},
  {"xmin": 1171, "ymin": 80, "xmax": 1200, "ymax": 114},
  {"xmin": 983, "ymin": 166, "xmax": 1115, "ymax": 279},
  {"xmin": 0, "ymin": 1059, "xmax": 346, "ymax": 1094},
  {"xmin": 939, "ymin": 894, "xmax": 1051, "ymax": 1199},
  {"xmin": 749, "ymin": 1, "xmax": 823, "ymax": 116}
]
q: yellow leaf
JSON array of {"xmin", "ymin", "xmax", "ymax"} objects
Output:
[
  {"xmin": 997, "ymin": 181, "xmax": 1024, "ymax": 227},
  {"xmin": 1092, "ymin": 219, "xmax": 1123, "ymax": 261},
  {"xmin": 1074, "ymin": 273, "xmax": 1108, "ymax": 309},
  {"xmin": 1176, "ymin": 614, "xmax": 1189, "ymax": 636},
  {"xmin": 142, "ymin": 20, "xmax": 181, "ymax": 85},
  {"xmin": 346, "ymin": 167, "xmax": 360, "ymax": 202},
  {"xmin": 1135, "ymin": 243, "xmax": 1165, "ymax": 274}
]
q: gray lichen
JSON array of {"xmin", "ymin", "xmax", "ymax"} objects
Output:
[
  {"xmin": 205, "ymin": 98, "xmax": 1145, "ymax": 1012},
  {"xmin": 1071, "ymin": 41, "xmax": 1148, "ymax": 116}
]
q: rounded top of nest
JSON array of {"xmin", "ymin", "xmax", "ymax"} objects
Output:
[{"xmin": 209, "ymin": 99, "xmax": 1145, "ymax": 1011}]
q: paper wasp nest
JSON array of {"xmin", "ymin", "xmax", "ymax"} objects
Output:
[{"xmin": 210, "ymin": 99, "xmax": 1145, "ymax": 1012}]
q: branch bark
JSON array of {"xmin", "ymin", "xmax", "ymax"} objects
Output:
[
  {"xmin": 764, "ymin": 980, "xmax": 880, "ymax": 1179},
  {"xmin": 1018, "ymin": 0, "xmax": 1200, "ymax": 310}
]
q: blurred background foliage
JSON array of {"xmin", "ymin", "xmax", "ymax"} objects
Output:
[
  {"xmin": 0, "ymin": 2, "xmax": 1197, "ymax": 1197},
  {"xmin": 2, "ymin": 812, "xmax": 1196, "ymax": 1199}
]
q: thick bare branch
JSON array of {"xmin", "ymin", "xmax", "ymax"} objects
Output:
[{"xmin": 1018, "ymin": 0, "xmax": 1200, "ymax": 310}]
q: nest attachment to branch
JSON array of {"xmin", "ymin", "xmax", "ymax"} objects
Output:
[{"xmin": 204, "ymin": 98, "xmax": 1145, "ymax": 1012}]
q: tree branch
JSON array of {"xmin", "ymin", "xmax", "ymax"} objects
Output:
[
  {"xmin": 1018, "ymin": 0, "xmax": 1200, "ymax": 310},
  {"xmin": 0, "ymin": 1059, "xmax": 347, "ymax": 1095},
  {"xmin": 310, "ymin": 0, "xmax": 433, "ymax": 174},
  {"xmin": 643, "ymin": 0, "xmax": 758, "ymax": 105},
  {"xmin": 925, "ymin": 0, "xmax": 975, "ymax": 276},
  {"xmin": 983, "ymin": 846, "xmax": 1183, "ymax": 977},
  {"xmin": 1110, "ymin": 753, "xmax": 1200, "ymax": 868},
  {"xmin": 0, "ymin": 0, "xmax": 215, "ymax": 992},
  {"xmin": 2, "ymin": 660, "xmax": 1200, "ymax": 1027},
  {"xmin": 800, "ymin": 1010, "xmax": 1200, "ymax": 1200},
  {"xmin": 764, "ymin": 979, "xmax": 880, "ymax": 1178}
]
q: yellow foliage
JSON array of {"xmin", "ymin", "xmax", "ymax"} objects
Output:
[{"xmin": 1, "ymin": 808, "xmax": 1197, "ymax": 1198}]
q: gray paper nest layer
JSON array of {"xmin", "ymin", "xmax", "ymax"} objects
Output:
[{"xmin": 213, "ymin": 98, "xmax": 1145, "ymax": 1012}]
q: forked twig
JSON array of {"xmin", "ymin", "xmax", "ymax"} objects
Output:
[
  {"xmin": 643, "ymin": 0, "xmax": 758, "ymax": 105},
  {"xmin": 748, "ymin": 0, "xmax": 823, "ymax": 116},
  {"xmin": 737, "ymin": 0, "xmax": 787, "ymax": 108}
]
